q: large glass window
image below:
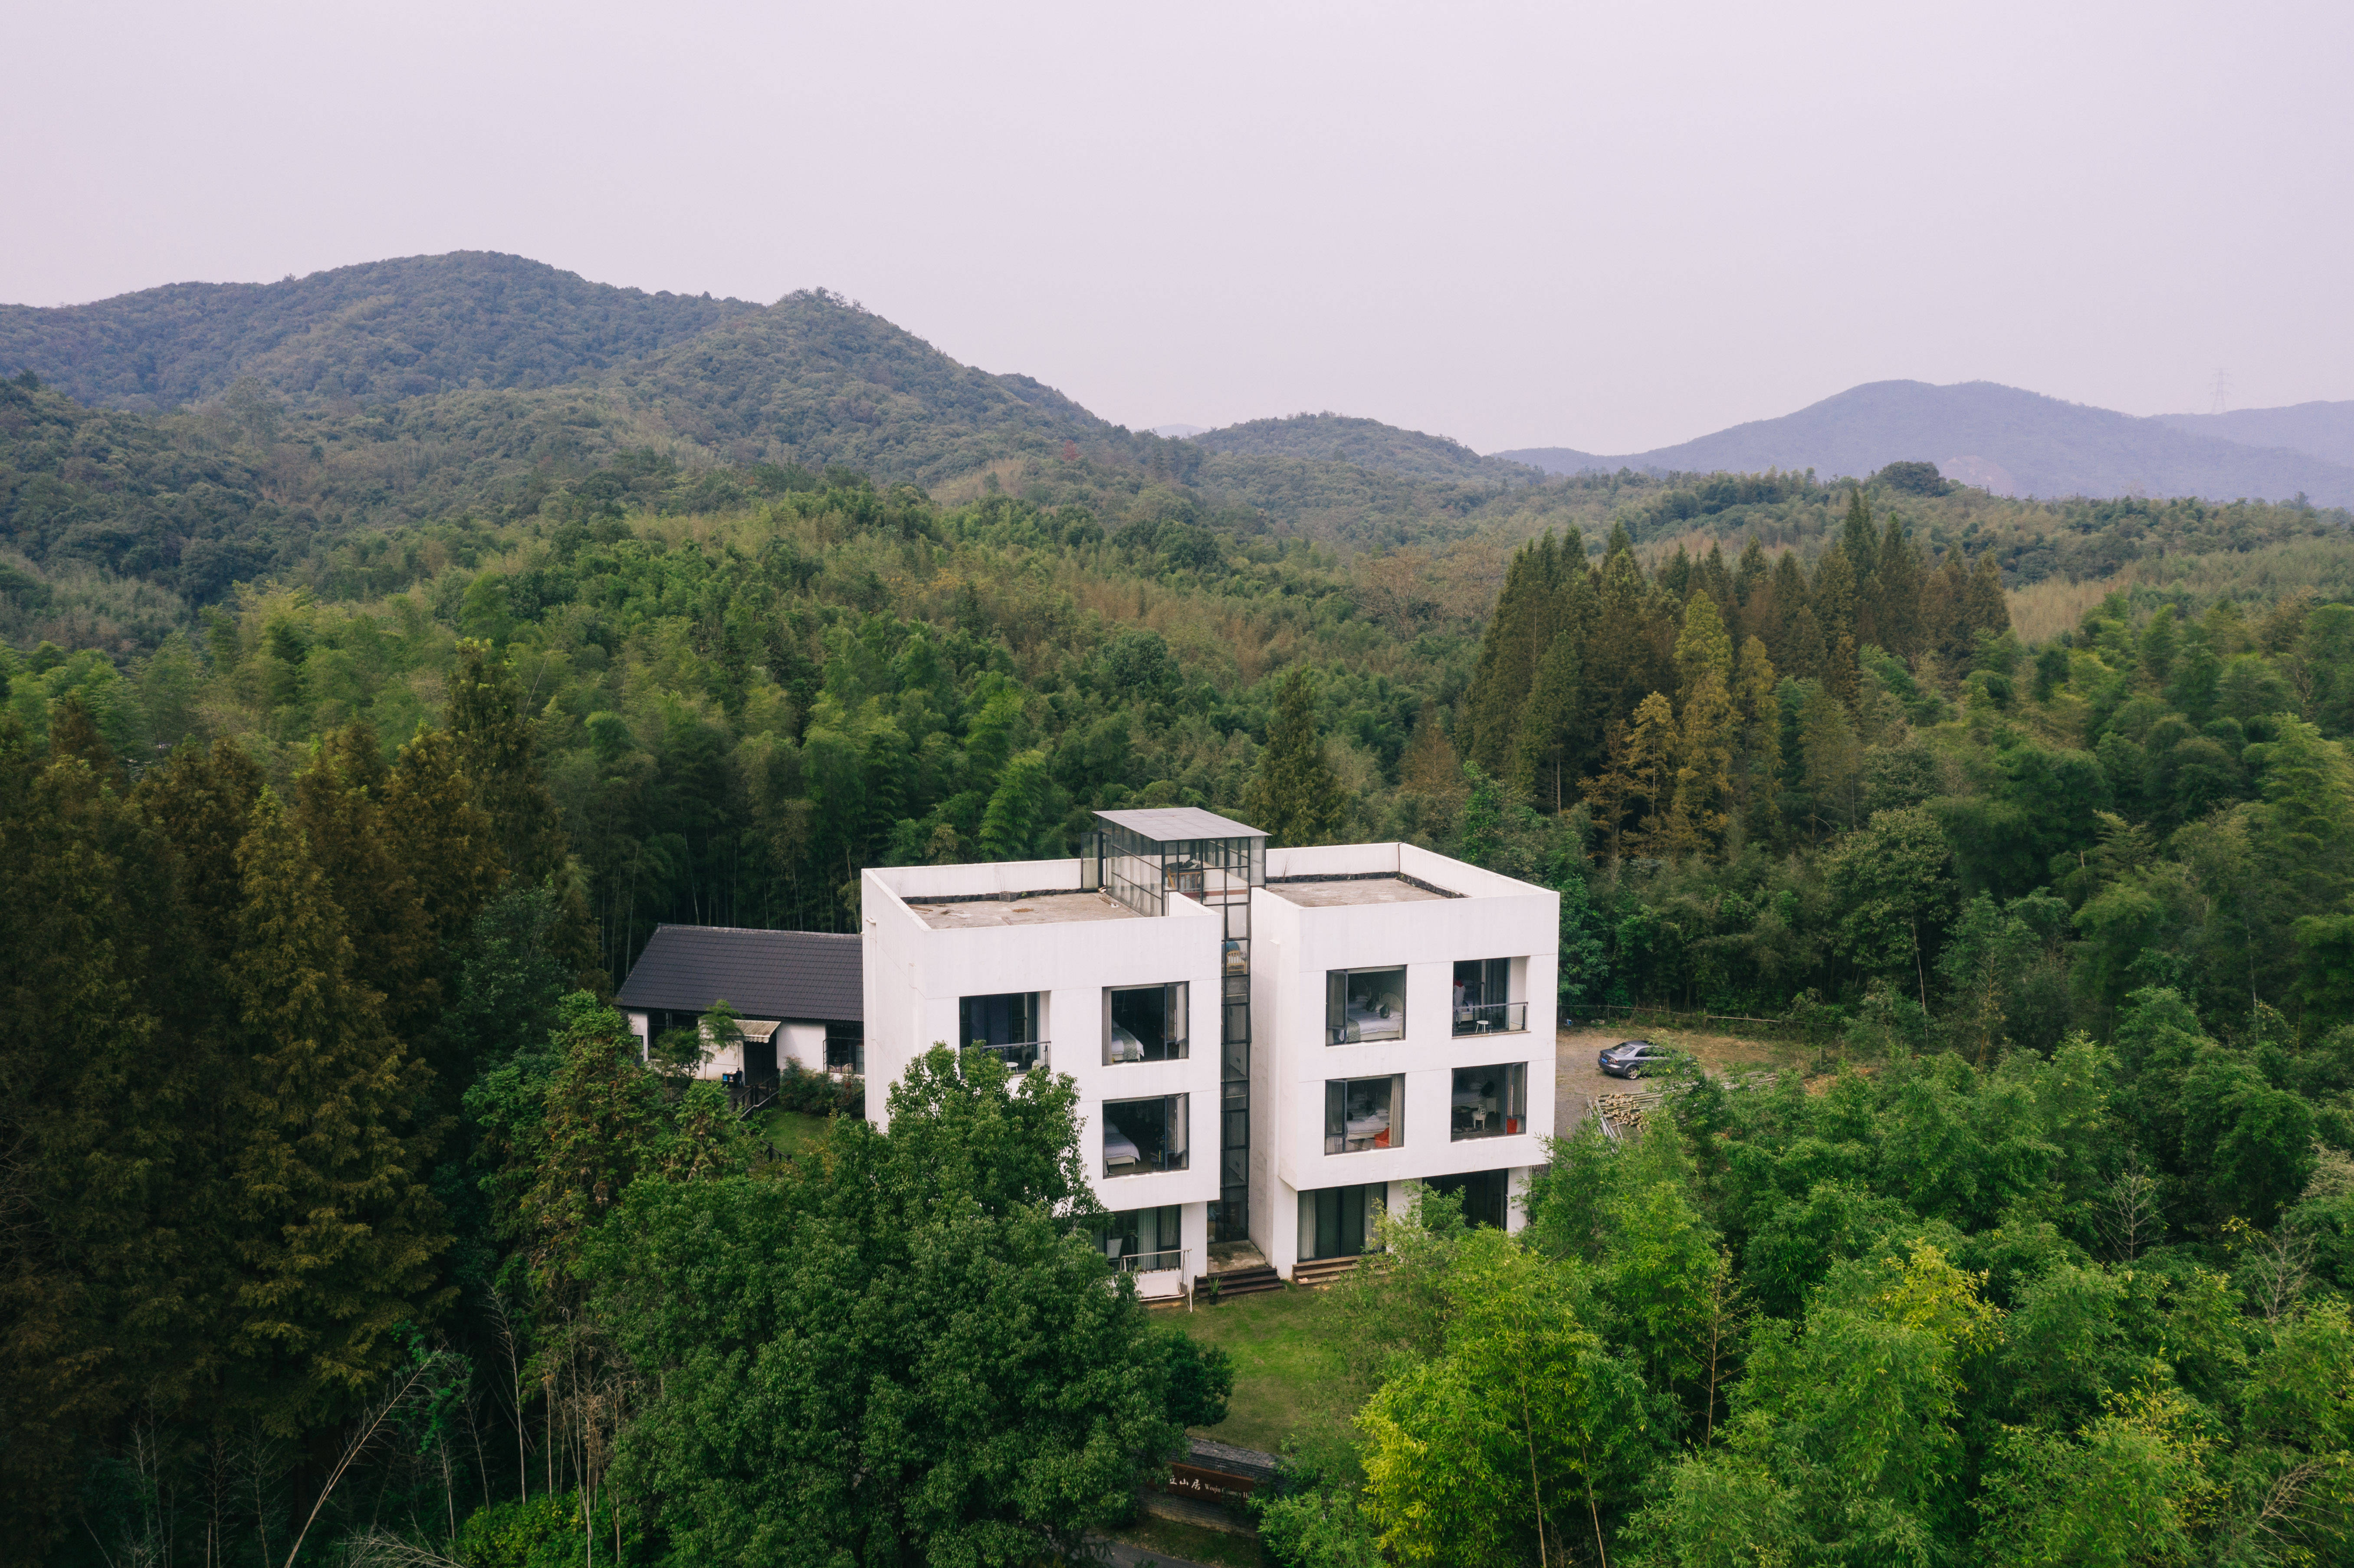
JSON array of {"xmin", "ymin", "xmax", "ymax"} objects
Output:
[
  {"xmin": 1324, "ymin": 1075, "xmax": 1405, "ymax": 1154},
  {"xmin": 1104, "ymin": 982, "xmax": 1188, "ymax": 1063},
  {"xmin": 1452, "ymin": 958, "xmax": 1525, "ymax": 1035},
  {"xmin": 960, "ymin": 992, "xmax": 1044, "ymax": 1072},
  {"xmin": 1326, "ymin": 967, "xmax": 1407, "ymax": 1044},
  {"xmin": 1426, "ymin": 1168, "xmax": 1510, "ymax": 1230},
  {"xmin": 1298, "ymin": 1182, "xmax": 1386, "ymax": 1261},
  {"xmin": 1451, "ymin": 1063, "xmax": 1528, "ymax": 1140},
  {"xmin": 1103, "ymin": 1094, "xmax": 1189, "ymax": 1176},
  {"xmin": 1096, "ymin": 1204, "xmax": 1185, "ymax": 1273},
  {"xmin": 824, "ymin": 1022, "xmax": 864, "ymax": 1076}
]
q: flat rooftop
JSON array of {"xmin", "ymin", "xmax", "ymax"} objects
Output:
[
  {"xmin": 1267, "ymin": 874, "xmax": 1452, "ymax": 908},
  {"xmin": 904, "ymin": 890, "xmax": 1142, "ymax": 930}
]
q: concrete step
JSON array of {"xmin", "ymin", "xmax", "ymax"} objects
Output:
[
  {"xmin": 1293, "ymin": 1254, "xmax": 1379, "ymax": 1289},
  {"xmin": 1195, "ymin": 1265, "xmax": 1280, "ymax": 1300}
]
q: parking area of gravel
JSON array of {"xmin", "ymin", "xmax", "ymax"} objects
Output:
[{"xmin": 1553, "ymin": 1023, "xmax": 1806, "ymax": 1134}]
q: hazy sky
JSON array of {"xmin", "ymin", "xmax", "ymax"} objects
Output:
[{"xmin": 7, "ymin": 1, "xmax": 2347, "ymax": 453}]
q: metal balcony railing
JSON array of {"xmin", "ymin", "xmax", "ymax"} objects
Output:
[
  {"xmin": 963, "ymin": 1040, "xmax": 1048, "ymax": 1073},
  {"xmin": 1451, "ymin": 1002, "xmax": 1527, "ymax": 1036},
  {"xmin": 1111, "ymin": 1247, "xmax": 1186, "ymax": 1275}
]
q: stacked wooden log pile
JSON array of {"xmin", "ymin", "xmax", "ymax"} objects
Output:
[{"xmin": 1593, "ymin": 1091, "xmax": 1661, "ymax": 1136}]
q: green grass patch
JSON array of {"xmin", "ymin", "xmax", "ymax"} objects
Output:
[
  {"xmin": 1108, "ymin": 1514, "xmax": 1268, "ymax": 1568},
  {"xmin": 1179, "ymin": 1286, "xmax": 1362, "ymax": 1456},
  {"xmin": 749, "ymin": 1108, "xmax": 833, "ymax": 1164}
]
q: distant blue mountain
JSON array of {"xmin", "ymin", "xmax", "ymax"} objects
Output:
[
  {"xmin": 1495, "ymin": 380, "xmax": 2354, "ymax": 507},
  {"xmin": 2155, "ymin": 400, "xmax": 2354, "ymax": 471}
]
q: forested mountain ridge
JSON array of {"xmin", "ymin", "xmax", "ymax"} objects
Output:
[
  {"xmin": 10, "ymin": 339, "xmax": 2352, "ymax": 678},
  {"xmin": 0, "ymin": 261, "xmax": 1581, "ymax": 621},
  {"xmin": 591, "ymin": 288, "xmax": 1128, "ymax": 479},
  {"xmin": 1499, "ymin": 378, "xmax": 2354, "ymax": 506},
  {"xmin": 0, "ymin": 366, "xmax": 1576, "ymax": 650},
  {"xmin": 1190, "ymin": 411, "xmax": 1546, "ymax": 486},
  {"xmin": 0, "ymin": 251, "xmax": 763, "ymax": 409}
]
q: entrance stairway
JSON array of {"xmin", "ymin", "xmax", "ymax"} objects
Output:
[
  {"xmin": 1290, "ymin": 1255, "xmax": 1366, "ymax": 1290},
  {"xmin": 1195, "ymin": 1264, "xmax": 1280, "ymax": 1301}
]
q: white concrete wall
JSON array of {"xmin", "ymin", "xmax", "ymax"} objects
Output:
[
  {"xmin": 623, "ymin": 1007, "xmax": 736, "ymax": 1078},
  {"xmin": 867, "ymin": 857, "xmax": 1082, "ymax": 900},
  {"xmin": 1248, "ymin": 932, "xmax": 1284, "ymax": 1262},
  {"xmin": 629, "ymin": 1010, "xmax": 827, "ymax": 1076},
  {"xmin": 861, "ymin": 867, "xmax": 1223, "ymax": 1224},
  {"xmin": 778, "ymin": 1021, "xmax": 825, "ymax": 1071},
  {"xmin": 1265, "ymin": 842, "xmax": 1398, "ymax": 879},
  {"xmin": 1253, "ymin": 843, "xmax": 1558, "ymax": 1274}
]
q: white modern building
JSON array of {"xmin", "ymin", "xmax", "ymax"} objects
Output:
[{"xmin": 861, "ymin": 808, "xmax": 1557, "ymax": 1293}]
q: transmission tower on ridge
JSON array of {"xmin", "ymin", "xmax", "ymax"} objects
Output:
[{"xmin": 2210, "ymin": 369, "xmax": 2230, "ymax": 415}]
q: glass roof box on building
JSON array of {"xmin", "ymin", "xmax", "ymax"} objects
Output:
[
  {"xmin": 1086, "ymin": 807, "xmax": 1268, "ymax": 1247},
  {"xmin": 1087, "ymin": 808, "xmax": 1267, "ymax": 915}
]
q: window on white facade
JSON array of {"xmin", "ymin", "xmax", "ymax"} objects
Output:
[
  {"xmin": 960, "ymin": 992, "xmax": 1044, "ymax": 1073},
  {"xmin": 1104, "ymin": 982, "xmax": 1188, "ymax": 1063},
  {"xmin": 1451, "ymin": 1063, "xmax": 1527, "ymax": 1140},
  {"xmin": 1326, "ymin": 967, "xmax": 1406, "ymax": 1044},
  {"xmin": 1103, "ymin": 1094, "xmax": 1189, "ymax": 1176},
  {"xmin": 1096, "ymin": 1204, "xmax": 1184, "ymax": 1273},
  {"xmin": 1324, "ymin": 1074, "xmax": 1405, "ymax": 1154},
  {"xmin": 1451, "ymin": 958, "xmax": 1525, "ymax": 1034}
]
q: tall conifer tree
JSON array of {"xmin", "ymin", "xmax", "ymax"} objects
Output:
[
  {"xmin": 1873, "ymin": 515, "xmax": 1927, "ymax": 661},
  {"xmin": 135, "ymin": 738, "xmax": 265, "ymax": 974},
  {"xmin": 1666, "ymin": 595, "xmax": 1737, "ymax": 856},
  {"xmin": 1586, "ymin": 542, "xmax": 1671, "ymax": 740},
  {"xmin": 1659, "ymin": 544, "xmax": 1694, "ymax": 602},
  {"xmin": 1508, "ymin": 633, "xmax": 1582, "ymax": 812},
  {"xmin": 1245, "ymin": 669, "xmax": 1349, "ymax": 846},
  {"xmin": 0, "ymin": 710, "xmax": 216, "ymax": 1551},
  {"xmin": 1579, "ymin": 721, "xmax": 1637, "ymax": 863},
  {"xmin": 1698, "ymin": 541, "xmax": 1733, "ymax": 613},
  {"xmin": 1812, "ymin": 545, "xmax": 1860, "ymax": 657},
  {"xmin": 295, "ymin": 725, "xmax": 438, "ymax": 1041},
  {"xmin": 1734, "ymin": 636, "xmax": 1783, "ymax": 843},
  {"xmin": 1461, "ymin": 533, "xmax": 1579, "ymax": 773},
  {"xmin": 385, "ymin": 726, "xmax": 506, "ymax": 949},
  {"xmin": 1960, "ymin": 552, "xmax": 2012, "ymax": 653},
  {"xmin": 1623, "ymin": 692, "xmax": 1680, "ymax": 854},
  {"xmin": 1766, "ymin": 552, "xmax": 1812, "ymax": 675},
  {"xmin": 1840, "ymin": 488, "xmax": 1878, "ymax": 640},
  {"xmin": 225, "ymin": 791, "xmax": 447, "ymax": 1432},
  {"xmin": 449, "ymin": 640, "xmax": 567, "ymax": 885},
  {"xmin": 1797, "ymin": 687, "xmax": 1863, "ymax": 837},
  {"xmin": 1733, "ymin": 537, "xmax": 1769, "ymax": 620}
]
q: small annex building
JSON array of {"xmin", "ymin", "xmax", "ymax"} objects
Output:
[{"xmin": 616, "ymin": 924, "xmax": 865, "ymax": 1084}]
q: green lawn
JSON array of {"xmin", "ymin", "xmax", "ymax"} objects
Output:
[
  {"xmin": 748, "ymin": 1108, "xmax": 833, "ymax": 1163},
  {"xmin": 1176, "ymin": 1286, "xmax": 1362, "ymax": 1456}
]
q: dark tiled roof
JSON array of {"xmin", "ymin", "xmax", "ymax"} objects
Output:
[
  {"xmin": 616, "ymin": 925, "xmax": 862, "ymax": 1022},
  {"xmin": 1185, "ymin": 1437, "xmax": 1281, "ymax": 1486}
]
